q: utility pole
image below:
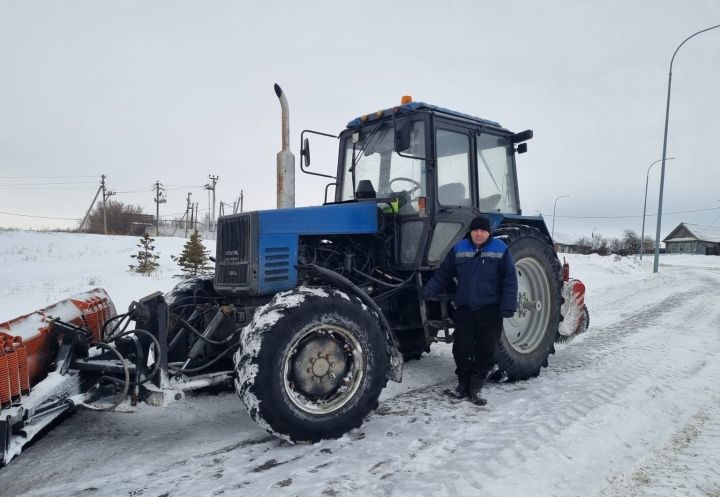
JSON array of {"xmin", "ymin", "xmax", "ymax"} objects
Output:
[
  {"xmin": 185, "ymin": 192, "xmax": 192, "ymax": 237},
  {"xmin": 232, "ymin": 190, "xmax": 244, "ymax": 214},
  {"xmin": 204, "ymin": 175, "xmax": 219, "ymax": 231},
  {"xmin": 101, "ymin": 175, "xmax": 116, "ymax": 235},
  {"xmin": 79, "ymin": 181, "xmax": 104, "ymax": 232},
  {"xmin": 194, "ymin": 202, "xmax": 199, "ymax": 230},
  {"xmin": 101, "ymin": 175, "xmax": 107, "ymax": 235},
  {"xmin": 154, "ymin": 181, "xmax": 166, "ymax": 236},
  {"xmin": 170, "ymin": 210, "xmax": 188, "ymax": 238},
  {"xmin": 189, "ymin": 201, "xmax": 194, "ymax": 233}
]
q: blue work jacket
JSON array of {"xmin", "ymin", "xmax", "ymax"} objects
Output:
[{"xmin": 423, "ymin": 236, "xmax": 518, "ymax": 312}]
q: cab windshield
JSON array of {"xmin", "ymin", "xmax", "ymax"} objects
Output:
[{"xmin": 340, "ymin": 120, "xmax": 426, "ymax": 214}]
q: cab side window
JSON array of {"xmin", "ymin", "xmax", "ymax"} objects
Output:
[
  {"xmin": 477, "ymin": 133, "xmax": 518, "ymax": 213},
  {"xmin": 436, "ymin": 129, "xmax": 471, "ymax": 207}
]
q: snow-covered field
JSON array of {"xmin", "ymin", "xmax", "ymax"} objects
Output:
[{"xmin": 1, "ymin": 230, "xmax": 719, "ymax": 497}]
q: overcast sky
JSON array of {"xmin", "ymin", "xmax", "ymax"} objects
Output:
[{"xmin": 1, "ymin": 1, "xmax": 719, "ymax": 240}]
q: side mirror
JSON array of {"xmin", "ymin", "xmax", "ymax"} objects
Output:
[
  {"xmin": 394, "ymin": 120, "xmax": 411, "ymax": 152},
  {"xmin": 517, "ymin": 143, "xmax": 528, "ymax": 154},
  {"xmin": 510, "ymin": 129, "xmax": 533, "ymax": 144},
  {"xmin": 301, "ymin": 137, "xmax": 311, "ymax": 167}
]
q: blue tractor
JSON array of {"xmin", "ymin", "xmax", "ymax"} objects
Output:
[{"xmin": 162, "ymin": 86, "xmax": 588, "ymax": 442}]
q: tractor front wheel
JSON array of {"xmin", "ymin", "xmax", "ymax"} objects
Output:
[{"xmin": 235, "ymin": 287, "xmax": 388, "ymax": 442}]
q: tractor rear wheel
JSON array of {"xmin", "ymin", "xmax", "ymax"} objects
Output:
[
  {"xmin": 494, "ymin": 226, "xmax": 562, "ymax": 380},
  {"xmin": 234, "ymin": 286, "xmax": 388, "ymax": 442}
]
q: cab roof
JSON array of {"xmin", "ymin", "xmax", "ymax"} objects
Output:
[{"xmin": 346, "ymin": 101, "xmax": 503, "ymax": 130}]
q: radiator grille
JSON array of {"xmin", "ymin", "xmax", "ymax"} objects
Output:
[{"xmin": 216, "ymin": 214, "xmax": 253, "ymax": 287}]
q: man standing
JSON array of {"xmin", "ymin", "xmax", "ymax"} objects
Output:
[{"xmin": 423, "ymin": 216, "xmax": 518, "ymax": 405}]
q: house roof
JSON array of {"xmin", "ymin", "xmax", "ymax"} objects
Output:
[
  {"xmin": 551, "ymin": 231, "xmax": 583, "ymax": 245},
  {"xmin": 663, "ymin": 223, "xmax": 720, "ymax": 243},
  {"xmin": 665, "ymin": 237, "xmax": 696, "ymax": 242}
]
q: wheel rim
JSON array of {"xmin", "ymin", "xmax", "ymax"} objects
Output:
[
  {"xmin": 283, "ymin": 323, "xmax": 366, "ymax": 415},
  {"xmin": 503, "ymin": 257, "xmax": 552, "ymax": 354}
]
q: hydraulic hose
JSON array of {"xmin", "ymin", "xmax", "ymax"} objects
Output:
[
  {"xmin": 104, "ymin": 328, "xmax": 163, "ymax": 386},
  {"xmin": 100, "ymin": 312, "xmax": 130, "ymax": 342},
  {"xmin": 79, "ymin": 342, "xmax": 130, "ymax": 412},
  {"xmin": 168, "ymin": 342, "xmax": 238, "ymax": 374},
  {"xmin": 174, "ymin": 311, "xmax": 238, "ymax": 346}
]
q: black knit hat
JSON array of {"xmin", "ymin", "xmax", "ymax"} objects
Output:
[{"xmin": 469, "ymin": 215, "xmax": 491, "ymax": 233}]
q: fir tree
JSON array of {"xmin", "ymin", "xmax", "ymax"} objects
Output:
[
  {"xmin": 172, "ymin": 230, "xmax": 213, "ymax": 277},
  {"xmin": 129, "ymin": 232, "xmax": 160, "ymax": 275}
]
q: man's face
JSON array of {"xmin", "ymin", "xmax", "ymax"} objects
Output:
[{"xmin": 470, "ymin": 228, "xmax": 490, "ymax": 247}]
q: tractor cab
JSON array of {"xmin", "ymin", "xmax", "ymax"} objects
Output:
[{"xmin": 331, "ymin": 99, "xmax": 533, "ymax": 269}]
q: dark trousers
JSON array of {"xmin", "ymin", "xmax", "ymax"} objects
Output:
[{"xmin": 452, "ymin": 304, "xmax": 503, "ymax": 379}]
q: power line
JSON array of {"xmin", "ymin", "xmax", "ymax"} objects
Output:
[
  {"xmin": 164, "ymin": 186, "xmax": 206, "ymax": 191},
  {"xmin": 114, "ymin": 187, "xmax": 155, "ymax": 194},
  {"xmin": 161, "ymin": 206, "xmax": 210, "ymax": 218},
  {"xmin": 0, "ymin": 186, "xmax": 98, "ymax": 190},
  {"xmin": 0, "ymin": 175, "xmax": 97, "ymax": 179},
  {"xmin": 0, "ymin": 210, "xmax": 81, "ymax": 221},
  {"xmin": 547, "ymin": 205, "xmax": 720, "ymax": 220},
  {"xmin": 0, "ymin": 181, "xmax": 98, "ymax": 186}
]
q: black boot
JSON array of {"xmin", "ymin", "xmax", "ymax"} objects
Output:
[
  {"xmin": 448, "ymin": 374, "xmax": 470, "ymax": 399},
  {"xmin": 468, "ymin": 376, "xmax": 487, "ymax": 406}
]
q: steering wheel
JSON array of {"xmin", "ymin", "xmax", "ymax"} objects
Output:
[{"xmin": 389, "ymin": 177, "xmax": 422, "ymax": 200}]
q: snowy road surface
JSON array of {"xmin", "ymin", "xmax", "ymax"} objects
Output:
[{"xmin": 1, "ymin": 231, "xmax": 719, "ymax": 497}]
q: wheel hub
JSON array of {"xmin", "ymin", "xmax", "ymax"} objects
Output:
[
  {"xmin": 503, "ymin": 257, "xmax": 551, "ymax": 354},
  {"xmin": 311, "ymin": 355, "xmax": 331, "ymax": 378},
  {"xmin": 290, "ymin": 333, "xmax": 350, "ymax": 398}
]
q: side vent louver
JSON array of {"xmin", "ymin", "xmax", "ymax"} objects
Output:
[{"xmin": 264, "ymin": 247, "xmax": 290, "ymax": 282}]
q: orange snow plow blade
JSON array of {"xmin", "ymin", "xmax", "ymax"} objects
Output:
[{"xmin": 0, "ymin": 289, "xmax": 116, "ymax": 465}]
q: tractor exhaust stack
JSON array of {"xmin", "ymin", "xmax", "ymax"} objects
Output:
[{"xmin": 274, "ymin": 83, "xmax": 295, "ymax": 209}]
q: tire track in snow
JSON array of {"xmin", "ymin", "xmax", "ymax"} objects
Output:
[
  {"xmin": 551, "ymin": 274, "xmax": 712, "ymax": 373},
  {"xmin": 474, "ymin": 274, "xmax": 720, "ymax": 495},
  {"xmin": 602, "ymin": 395, "xmax": 720, "ymax": 497}
]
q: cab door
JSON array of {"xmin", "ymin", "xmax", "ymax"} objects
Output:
[{"xmin": 425, "ymin": 122, "xmax": 478, "ymax": 267}]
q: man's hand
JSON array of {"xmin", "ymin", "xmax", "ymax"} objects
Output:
[{"xmin": 501, "ymin": 309, "xmax": 515, "ymax": 318}]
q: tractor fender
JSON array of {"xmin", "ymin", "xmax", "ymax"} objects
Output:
[{"xmin": 296, "ymin": 264, "xmax": 403, "ymax": 383}]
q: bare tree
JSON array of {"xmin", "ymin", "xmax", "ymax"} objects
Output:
[
  {"xmin": 575, "ymin": 236, "xmax": 593, "ymax": 255},
  {"xmin": 83, "ymin": 200, "xmax": 146, "ymax": 235}
]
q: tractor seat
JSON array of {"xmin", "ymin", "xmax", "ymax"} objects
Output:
[
  {"xmin": 438, "ymin": 182, "xmax": 470, "ymax": 206},
  {"xmin": 355, "ymin": 179, "xmax": 376, "ymax": 199},
  {"xmin": 479, "ymin": 193, "xmax": 502, "ymax": 212}
]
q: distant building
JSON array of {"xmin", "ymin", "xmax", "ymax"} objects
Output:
[
  {"xmin": 129, "ymin": 214, "xmax": 155, "ymax": 236},
  {"xmin": 663, "ymin": 223, "xmax": 720, "ymax": 255},
  {"xmin": 552, "ymin": 232, "xmax": 585, "ymax": 254}
]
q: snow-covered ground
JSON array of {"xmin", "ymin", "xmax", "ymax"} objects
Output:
[{"xmin": 1, "ymin": 230, "xmax": 719, "ymax": 497}]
